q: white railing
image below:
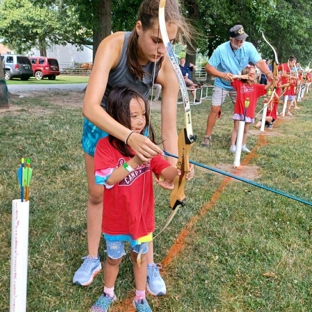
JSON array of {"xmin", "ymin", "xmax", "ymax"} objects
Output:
[
  {"xmin": 195, "ymin": 66, "xmax": 207, "ymax": 81},
  {"xmin": 59, "ymin": 62, "xmax": 92, "ymax": 75}
]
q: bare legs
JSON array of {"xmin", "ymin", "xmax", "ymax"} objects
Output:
[
  {"xmin": 84, "ymin": 153, "xmax": 155, "ymax": 263},
  {"xmin": 85, "ymin": 153, "xmax": 104, "ymax": 258},
  {"xmin": 104, "ymin": 252, "xmax": 148, "ymax": 291},
  {"xmin": 231, "ymin": 120, "xmax": 250, "ymax": 146},
  {"xmin": 204, "ymin": 105, "xmax": 221, "ymax": 137}
]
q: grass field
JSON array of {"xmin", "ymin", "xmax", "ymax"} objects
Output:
[
  {"xmin": 0, "ymin": 90, "xmax": 311, "ymax": 311},
  {"xmin": 5, "ymin": 75, "xmax": 89, "ymax": 85}
]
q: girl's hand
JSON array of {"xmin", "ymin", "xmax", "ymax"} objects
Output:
[
  {"xmin": 155, "ymin": 164, "xmax": 194, "ymax": 190},
  {"xmin": 186, "ymin": 164, "xmax": 195, "ymax": 180},
  {"xmin": 155, "ymin": 177, "xmax": 174, "ymax": 190},
  {"xmin": 127, "ymin": 132, "xmax": 163, "ymax": 162}
]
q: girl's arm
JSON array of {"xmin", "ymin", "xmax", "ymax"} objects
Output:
[
  {"xmin": 265, "ymin": 79, "xmax": 274, "ymax": 90},
  {"xmin": 105, "ymin": 155, "xmax": 144, "ymax": 186},
  {"xmin": 233, "ymin": 74, "xmax": 249, "ymax": 80},
  {"xmin": 155, "ymin": 165, "xmax": 179, "ymax": 190},
  {"xmin": 82, "ymin": 32, "xmax": 163, "ymax": 161}
]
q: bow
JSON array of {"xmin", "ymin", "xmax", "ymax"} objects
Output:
[
  {"xmin": 154, "ymin": 0, "xmax": 196, "ymax": 238},
  {"xmin": 262, "ymin": 32, "xmax": 279, "ymax": 89},
  {"xmin": 261, "ymin": 32, "xmax": 283, "ymax": 118},
  {"xmin": 159, "ymin": 0, "xmax": 196, "ymax": 207}
]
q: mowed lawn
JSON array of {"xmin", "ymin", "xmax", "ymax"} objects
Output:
[{"xmin": 0, "ymin": 89, "xmax": 311, "ymax": 311}]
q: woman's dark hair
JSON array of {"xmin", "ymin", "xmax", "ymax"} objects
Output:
[
  {"xmin": 127, "ymin": 0, "xmax": 194, "ymax": 80},
  {"xmin": 106, "ymin": 86, "xmax": 155, "ymax": 157}
]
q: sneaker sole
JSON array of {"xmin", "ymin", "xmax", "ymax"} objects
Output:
[
  {"xmin": 146, "ymin": 284, "xmax": 166, "ymax": 296},
  {"xmin": 73, "ymin": 265, "xmax": 102, "ymax": 286}
]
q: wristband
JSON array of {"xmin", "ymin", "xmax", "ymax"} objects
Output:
[
  {"xmin": 123, "ymin": 162, "xmax": 134, "ymax": 173},
  {"xmin": 124, "ymin": 130, "xmax": 134, "ymax": 145}
]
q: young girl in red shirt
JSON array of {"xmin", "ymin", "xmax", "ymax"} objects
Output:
[
  {"xmin": 91, "ymin": 86, "xmax": 181, "ymax": 312},
  {"xmin": 230, "ymin": 65, "xmax": 273, "ymax": 153}
]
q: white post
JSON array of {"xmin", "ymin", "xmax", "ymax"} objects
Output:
[
  {"xmin": 281, "ymin": 95, "xmax": 288, "ymax": 116},
  {"xmin": 260, "ymin": 103, "xmax": 268, "ymax": 132},
  {"xmin": 300, "ymin": 85, "xmax": 306, "ymax": 99},
  {"xmin": 233, "ymin": 121, "xmax": 245, "ymax": 168},
  {"xmin": 10, "ymin": 199, "xmax": 29, "ymax": 312}
]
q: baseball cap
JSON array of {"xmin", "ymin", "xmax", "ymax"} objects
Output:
[{"xmin": 229, "ymin": 25, "xmax": 248, "ymax": 40}]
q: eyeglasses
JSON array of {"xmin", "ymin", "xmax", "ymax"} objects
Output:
[{"xmin": 233, "ymin": 38, "xmax": 245, "ymax": 43}]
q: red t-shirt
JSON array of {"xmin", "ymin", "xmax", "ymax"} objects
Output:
[
  {"xmin": 232, "ymin": 80, "xmax": 267, "ymax": 118},
  {"xmin": 280, "ymin": 63, "xmax": 291, "ymax": 85},
  {"xmin": 306, "ymin": 73, "xmax": 311, "ymax": 83},
  {"xmin": 94, "ymin": 137, "xmax": 171, "ymax": 240},
  {"xmin": 284, "ymin": 78, "xmax": 297, "ymax": 96}
]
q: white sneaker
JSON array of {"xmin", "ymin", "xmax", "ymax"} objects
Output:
[
  {"xmin": 286, "ymin": 112, "xmax": 292, "ymax": 116},
  {"xmin": 229, "ymin": 145, "xmax": 236, "ymax": 153},
  {"xmin": 241, "ymin": 145, "xmax": 251, "ymax": 153}
]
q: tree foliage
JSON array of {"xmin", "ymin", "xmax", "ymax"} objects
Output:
[
  {"xmin": 0, "ymin": 0, "xmax": 90, "ymax": 55},
  {"xmin": 0, "ymin": 0, "xmax": 312, "ymax": 65}
]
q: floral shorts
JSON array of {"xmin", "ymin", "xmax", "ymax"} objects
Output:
[{"xmin": 81, "ymin": 118, "xmax": 108, "ymax": 156}]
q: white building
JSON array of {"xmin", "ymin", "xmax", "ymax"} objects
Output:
[{"xmin": 30, "ymin": 43, "xmax": 93, "ymax": 69}]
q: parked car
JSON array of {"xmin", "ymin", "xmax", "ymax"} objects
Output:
[
  {"xmin": 29, "ymin": 56, "xmax": 60, "ymax": 80},
  {"xmin": 1, "ymin": 54, "xmax": 33, "ymax": 80}
]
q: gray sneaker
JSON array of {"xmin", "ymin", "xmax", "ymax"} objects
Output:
[
  {"xmin": 147, "ymin": 263, "xmax": 166, "ymax": 296},
  {"xmin": 229, "ymin": 145, "xmax": 236, "ymax": 153},
  {"xmin": 241, "ymin": 145, "xmax": 251, "ymax": 153},
  {"xmin": 201, "ymin": 135, "xmax": 211, "ymax": 147},
  {"xmin": 73, "ymin": 255, "xmax": 102, "ymax": 286}
]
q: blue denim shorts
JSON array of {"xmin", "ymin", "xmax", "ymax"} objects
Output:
[
  {"xmin": 81, "ymin": 118, "xmax": 108, "ymax": 156},
  {"xmin": 105, "ymin": 240, "xmax": 149, "ymax": 260}
]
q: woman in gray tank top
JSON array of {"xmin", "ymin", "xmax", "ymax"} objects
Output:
[{"xmin": 76, "ymin": 1, "xmax": 195, "ymax": 310}]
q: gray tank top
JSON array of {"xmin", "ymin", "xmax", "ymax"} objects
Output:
[{"xmin": 100, "ymin": 32, "xmax": 160, "ymax": 109}]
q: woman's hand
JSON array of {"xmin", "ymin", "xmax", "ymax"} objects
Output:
[{"xmin": 127, "ymin": 132, "xmax": 163, "ymax": 162}]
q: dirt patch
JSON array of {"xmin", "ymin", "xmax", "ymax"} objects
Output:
[
  {"xmin": 215, "ymin": 163, "xmax": 261, "ymax": 181},
  {"xmin": 249, "ymin": 128, "xmax": 285, "ymax": 137}
]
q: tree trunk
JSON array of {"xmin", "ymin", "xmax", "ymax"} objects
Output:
[
  {"xmin": 0, "ymin": 53, "xmax": 9, "ymax": 108},
  {"xmin": 0, "ymin": 53, "xmax": 5, "ymax": 80},
  {"xmin": 92, "ymin": 0, "xmax": 111, "ymax": 60},
  {"xmin": 39, "ymin": 39, "xmax": 47, "ymax": 56}
]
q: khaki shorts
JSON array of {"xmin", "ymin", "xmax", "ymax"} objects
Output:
[{"xmin": 211, "ymin": 86, "xmax": 237, "ymax": 106}]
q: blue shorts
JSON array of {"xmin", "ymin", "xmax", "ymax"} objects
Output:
[
  {"xmin": 81, "ymin": 118, "xmax": 108, "ymax": 156},
  {"xmin": 105, "ymin": 239, "xmax": 149, "ymax": 260}
]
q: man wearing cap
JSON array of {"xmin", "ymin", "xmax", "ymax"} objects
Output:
[{"xmin": 201, "ymin": 24, "xmax": 274, "ymax": 148}]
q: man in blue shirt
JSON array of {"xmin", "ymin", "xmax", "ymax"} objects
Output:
[{"xmin": 201, "ymin": 24, "xmax": 274, "ymax": 147}]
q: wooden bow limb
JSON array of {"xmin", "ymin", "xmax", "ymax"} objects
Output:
[
  {"xmin": 170, "ymin": 128, "xmax": 195, "ymax": 210},
  {"xmin": 152, "ymin": 0, "xmax": 196, "ymax": 240}
]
